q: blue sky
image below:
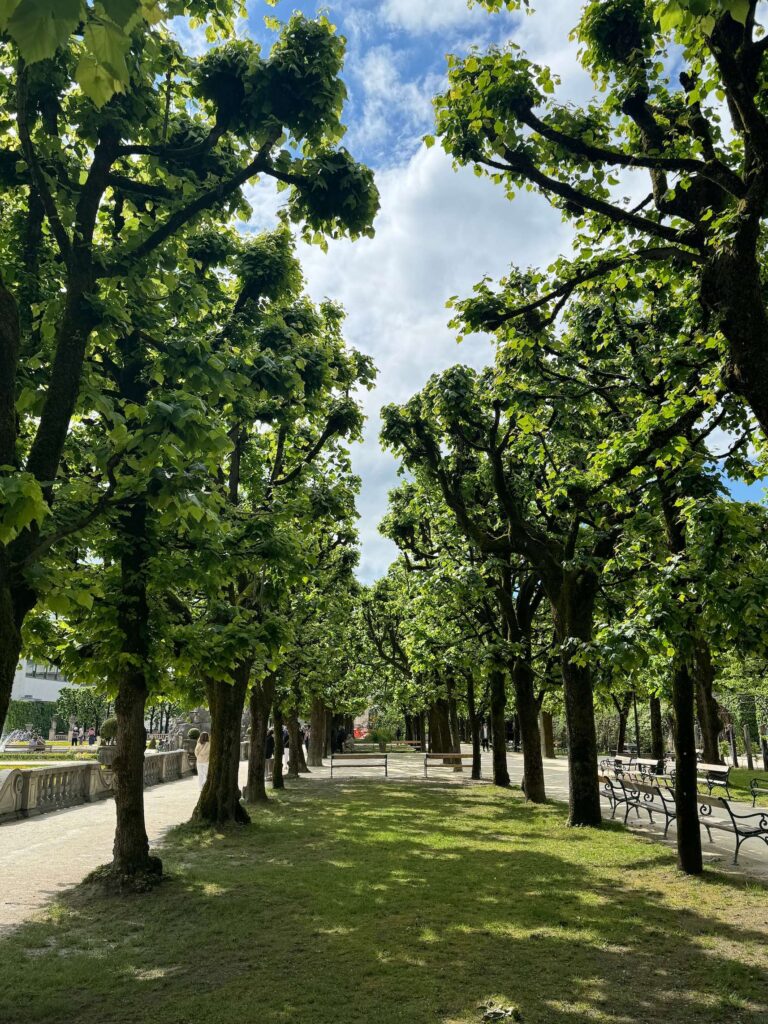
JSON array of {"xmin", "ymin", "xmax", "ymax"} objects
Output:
[{"xmin": 174, "ymin": 1, "xmax": 765, "ymax": 581}]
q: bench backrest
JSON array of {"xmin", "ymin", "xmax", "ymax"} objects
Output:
[
  {"xmin": 425, "ymin": 752, "xmax": 473, "ymax": 759},
  {"xmin": 697, "ymin": 794, "xmax": 728, "ymax": 811},
  {"xmin": 332, "ymin": 753, "xmax": 386, "ymax": 761},
  {"xmin": 698, "ymin": 762, "xmax": 729, "ymax": 776}
]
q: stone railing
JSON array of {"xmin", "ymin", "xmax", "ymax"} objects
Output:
[{"xmin": 0, "ymin": 750, "xmax": 193, "ymax": 825}]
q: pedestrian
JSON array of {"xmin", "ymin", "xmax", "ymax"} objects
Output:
[
  {"xmin": 481, "ymin": 723, "xmax": 489, "ymax": 752},
  {"xmin": 195, "ymin": 731, "xmax": 210, "ymax": 790},
  {"xmin": 304, "ymin": 726, "xmax": 310, "ymax": 754},
  {"xmin": 282, "ymin": 724, "xmax": 290, "ymax": 768},
  {"xmin": 336, "ymin": 725, "xmax": 346, "ymax": 753},
  {"xmin": 71, "ymin": 726, "xmax": 79, "ymax": 747},
  {"xmin": 265, "ymin": 728, "xmax": 275, "ymax": 780},
  {"xmin": 88, "ymin": 726, "xmax": 96, "ymax": 745}
]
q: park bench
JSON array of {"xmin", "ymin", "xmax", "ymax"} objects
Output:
[
  {"xmin": 395, "ymin": 739, "xmax": 422, "ymax": 751},
  {"xmin": 750, "ymin": 778, "xmax": 768, "ymax": 807},
  {"xmin": 330, "ymin": 753, "xmax": 388, "ymax": 778},
  {"xmin": 599, "ymin": 754, "xmax": 635, "ymax": 774},
  {"xmin": 698, "ymin": 794, "xmax": 768, "ymax": 863},
  {"xmin": 633, "ymin": 757, "xmax": 664, "ymax": 779},
  {"xmin": 695, "ymin": 762, "xmax": 731, "ymax": 797},
  {"xmin": 423, "ymin": 752, "xmax": 476, "ymax": 777}
]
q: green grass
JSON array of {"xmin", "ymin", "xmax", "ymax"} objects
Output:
[
  {"xmin": 1, "ymin": 781, "xmax": 767, "ymax": 1024},
  {"xmin": 730, "ymin": 767, "xmax": 768, "ymax": 807}
]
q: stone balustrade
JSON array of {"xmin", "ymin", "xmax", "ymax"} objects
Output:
[{"xmin": 0, "ymin": 749, "xmax": 193, "ymax": 824}]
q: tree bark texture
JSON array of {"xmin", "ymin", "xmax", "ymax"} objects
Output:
[
  {"xmin": 539, "ymin": 710, "xmax": 555, "ymax": 759},
  {"xmin": 512, "ymin": 658, "xmax": 546, "ymax": 802},
  {"xmin": 245, "ymin": 674, "xmax": 276, "ymax": 803},
  {"xmin": 111, "ymin": 499, "xmax": 159, "ymax": 879},
  {"xmin": 650, "ymin": 696, "xmax": 664, "ymax": 763},
  {"xmin": 671, "ymin": 660, "xmax": 703, "ymax": 875},
  {"xmin": 194, "ymin": 662, "xmax": 251, "ymax": 826},
  {"xmin": 692, "ymin": 634, "xmax": 723, "ymax": 764},
  {"xmin": 489, "ymin": 669, "xmax": 510, "ymax": 787},
  {"xmin": 307, "ymin": 698, "xmax": 326, "ymax": 766},
  {"xmin": 466, "ymin": 673, "xmax": 481, "ymax": 780},
  {"xmin": 551, "ymin": 579, "xmax": 601, "ymax": 827}
]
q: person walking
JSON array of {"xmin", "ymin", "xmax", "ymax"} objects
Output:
[
  {"xmin": 265, "ymin": 728, "xmax": 275, "ymax": 781},
  {"xmin": 481, "ymin": 723, "xmax": 489, "ymax": 752},
  {"xmin": 87, "ymin": 726, "xmax": 96, "ymax": 746},
  {"xmin": 195, "ymin": 732, "xmax": 210, "ymax": 790},
  {"xmin": 71, "ymin": 726, "xmax": 80, "ymax": 747}
]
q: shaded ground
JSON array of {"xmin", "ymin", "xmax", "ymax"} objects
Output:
[{"xmin": 1, "ymin": 781, "xmax": 766, "ymax": 1024}]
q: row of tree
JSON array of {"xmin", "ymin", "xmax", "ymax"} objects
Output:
[
  {"xmin": 357, "ymin": 0, "xmax": 768, "ymax": 876},
  {"xmin": 0, "ymin": 2, "xmax": 375, "ymax": 884}
]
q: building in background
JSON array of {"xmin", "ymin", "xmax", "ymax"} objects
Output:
[{"xmin": 11, "ymin": 660, "xmax": 70, "ymax": 703}]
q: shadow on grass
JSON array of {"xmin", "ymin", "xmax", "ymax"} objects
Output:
[{"xmin": 0, "ymin": 781, "xmax": 766, "ymax": 1024}]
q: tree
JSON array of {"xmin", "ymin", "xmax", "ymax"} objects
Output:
[
  {"xmin": 438, "ymin": 1, "xmax": 768, "ymax": 436},
  {"xmin": 0, "ymin": 4, "xmax": 379, "ymax": 743}
]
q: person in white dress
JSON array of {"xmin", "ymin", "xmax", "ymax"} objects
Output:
[{"xmin": 195, "ymin": 732, "xmax": 210, "ymax": 790}]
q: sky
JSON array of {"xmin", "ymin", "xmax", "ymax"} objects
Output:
[{"xmin": 174, "ymin": 1, "xmax": 764, "ymax": 582}]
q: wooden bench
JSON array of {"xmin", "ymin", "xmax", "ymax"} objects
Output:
[
  {"xmin": 424, "ymin": 753, "xmax": 476, "ymax": 777},
  {"xmin": 599, "ymin": 754, "xmax": 635, "ymax": 774},
  {"xmin": 695, "ymin": 762, "xmax": 731, "ymax": 797},
  {"xmin": 750, "ymin": 779, "xmax": 768, "ymax": 807},
  {"xmin": 330, "ymin": 753, "xmax": 387, "ymax": 778},
  {"xmin": 698, "ymin": 795, "xmax": 768, "ymax": 863}
]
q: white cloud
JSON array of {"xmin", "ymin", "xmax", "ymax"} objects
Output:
[
  {"xmin": 295, "ymin": 144, "xmax": 572, "ymax": 581},
  {"xmin": 381, "ymin": 0, "xmax": 479, "ymax": 33}
]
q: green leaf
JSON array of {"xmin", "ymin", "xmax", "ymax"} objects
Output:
[
  {"xmin": 6, "ymin": 0, "xmax": 82, "ymax": 63},
  {"xmin": 100, "ymin": 0, "xmax": 140, "ymax": 27},
  {"xmin": 84, "ymin": 18, "xmax": 130, "ymax": 80},
  {"xmin": 75, "ymin": 53, "xmax": 122, "ymax": 107}
]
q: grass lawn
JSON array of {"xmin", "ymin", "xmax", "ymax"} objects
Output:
[
  {"xmin": 1, "ymin": 782, "xmax": 767, "ymax": 1024},
  {"xmin": 729, "ymin": 768, "xmax": 768, "ymax": 807}
]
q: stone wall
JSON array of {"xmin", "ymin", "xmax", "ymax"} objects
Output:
[{"xmin": 0, "ymin": 750, "xmax": 193, "ymax": 824}]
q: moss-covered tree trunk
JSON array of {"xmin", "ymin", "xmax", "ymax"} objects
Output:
[
  {"xmin": 489, "ymin": 668, "xmax": 510, "ymax": 787},
  {"xmin": 194, "ymin": 662, "xmax": 251, "ymax": 826},
  {"xmin": 512, "ymin": 657, "xmax": 545, "ymax": 802}
]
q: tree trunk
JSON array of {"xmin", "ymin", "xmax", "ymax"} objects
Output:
[
  {"xmin": 650, "ymin": 695, "xmax": 664, "ymax": 763},
  {"xmin": 448, "ymin": 691, "xmax": 461, "ymax": 754},
  {"xmin": 489, "ymin": 669, "xmax": 510, "ymax": 787},
  {"xmin": 308, "ymin": 698, "xmax": 325, "ymax": 766},
  {"xmin": 540, "ymin": 710, "xmax": 555, "ymax": 759},
  {"xmin": 111, "ymin": 498, "xmax": 159, "ymax": 881},
  {"xmin": 272, "ymin": 705, "xmax": 285, "ymax": 790},
  {"xmin": 692, "ymin": 634, "xmax": 722, "ymax": 764},
  {"xmin": 613, "ymin": 692, "xmax": 632, "ymax": 754},
  {"xmin": 512, "ymin": 658, "xmax": 545, "ymax": 802},
  {"xmin": 287, "ymin": 711, "xmax": 301, "ymax": 778},
  {"xmin": 466, "ymin": 674, "xmax": 481, "ymax": 780},
  {"xmin": 245, "ymin": 674, "xmax": 276, "ymax": 803},
  {"xmin": 671, "ymin": 659, "xmax": 703, "ymax": 875},
  {"xmin": 0, "ymin": 580, "xmax": 23, "ymax": 736},
  {"xmin": 194, "ymin": 662, "xmax": 250, "ymax": 826},
  {"xmin": 551, "ymin": 579, "xmax": 601, "ymax": 827}
]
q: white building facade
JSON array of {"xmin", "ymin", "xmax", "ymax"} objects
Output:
[{"xmin": 11, "ymin": 660, "xmax": 70, "ymax": 703}]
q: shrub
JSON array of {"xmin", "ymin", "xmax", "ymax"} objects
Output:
[
  {"xmin": 187, "ymin": 728, "xmax": 200, "ymax": 741},
  {"xmin": 100, "ymin": 717, "xmax": 118, "ymax": 744}
]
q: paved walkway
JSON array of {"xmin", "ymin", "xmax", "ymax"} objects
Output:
[{"xmin": 1, "ymin": 751, "xmax": 765, "ymax": 934}]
